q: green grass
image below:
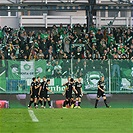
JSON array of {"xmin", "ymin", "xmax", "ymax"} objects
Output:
[{"xmin": 0, "ymin": 108, "xmax": 133, "ymax": 133}]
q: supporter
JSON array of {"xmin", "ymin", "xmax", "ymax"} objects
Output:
[
  {"xmin": 74, "ymin": 47, "xmax": 83, "ymax": 59},
  {"xmin": 45, "ymin": 46, "xmax": 56, "ymax": 61},
  {"xmin": 58, "ymin": 49, "xmax": 64, "ymax": 59},
  {"xmin": 15, "ymin": 45, "xmax": 20, "ymax": 59},
  {"xmin": 58, "ymin": 24, "xmax": 65, "ymax": 36},
  {"xmin": 112, "ymin": 55, "xmax": 120, "ymax": 77},
  {"xmin": 63, "ymin": 31, "xmax": 71, "ymax": 53},
  {"xmin": 24, "ymin": 45, "xmax": 30, "ymax": 59},
  {"xmin": 23, "ymin": 55, "xmax": 28, "ymax": 61},
  {"xmin": 37, "ymin": 49, "xmax": 44, "ymax": 59},
  {"xmin": 54, "ymin": 60, "xmax": 62, "ymax": 77},
  {"xmin": 0, "ymin": 26, "xmax": 3, "ymax": 42},
  {"xmin": 46, "ymin": 61, "xmax": 54, "ymax": 78},
  {"xmin": 85, "ymin": 50, "xmax": 92, "ymax": 60},
  {"xmin": 114, "ymin": 28, "xmax": 123, "ymax": 43},
  {"xmin": 0, "ymin": 24, "xmax": 132, "ymax": 61},
  {"xmin": 126, "ymin": 28, "xmax": 133, "ymax": 37},
  {"xmin": 56, "ymin": 40, "xmax": 63, "ymax": 53},
  {"xmin": 96, "ymin": 29, "xmax": 103, "ymax": 43},
  {"xmin": 117, "ymin": 44, "xmax": 125, "ymax": 54},
  {"xmin": 82, "ymin": 24, "xmax": 88, "ymax": 34},
  {"xmin": 10, "ymin": 52, "xmax": 16, "ymax": 60},
  {"xmin": 52, "ymin": 25, "xmax": 58, "ymax": 37}
]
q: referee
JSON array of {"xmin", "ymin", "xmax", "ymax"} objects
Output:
[{"xmin": 95, "ymin": 76, "xmax": 110, "ymax": 108}]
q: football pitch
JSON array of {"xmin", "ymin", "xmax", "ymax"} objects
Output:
[{"xmin": 0, "ymin": 108, "xmax": 133, "ymax": 133}]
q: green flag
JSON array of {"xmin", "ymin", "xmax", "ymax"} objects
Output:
[
  {"xmin": 8, "ymin": 60, "xmax": 21, "ymax": 79},
  {"xmin": 8, "ymin": 60, "xmax": 47, "ymax": 79},
  {"xmin": 35, "ymin": 60, "xmax": 46, "ymax": 78}
]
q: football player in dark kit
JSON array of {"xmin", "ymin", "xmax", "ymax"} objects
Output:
[
  {"xmin": 38, "ymin": 78, "xmax": 53, "ymax": 108},
  {"xmin": 95, "ymin": 76, "xmax": 110, "ymax": 108},
  {"xmin": 36, "ymin": 76, "xmax": 42, "ymax": 107},
  {"xmin": 28, "ymin": 77, "xmax": 40, "ymax": 109},
  {"xmin": 38, "ymin": 76, "xmax": 47, "ymax": 108},
  {"xmin": 62, "ymin": 78, "xmax": 77, "ymax": 108},
  {"xmin": 74, "ymin": 77, "xmax": 83, "ymax": 108}
]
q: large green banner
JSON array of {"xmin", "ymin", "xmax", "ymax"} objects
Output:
[
  {"xmin": 2, "ymin": 59, "xmax": 133, "ymax": 94},
  {"xmin": 8, "ymin": 60, "xmax": 46, "ymax": 79},
  {"xmin": 111, "ymin": 60, "xmax": 133, "ymax": 92},
  {"xmin": 49, "ymin": 78, "xmax": 66, "ymax": 93}
]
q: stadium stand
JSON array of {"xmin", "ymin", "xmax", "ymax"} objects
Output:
[{"xmin": 0, "ymin": 24, "xmax": 133, "ymax": 61}]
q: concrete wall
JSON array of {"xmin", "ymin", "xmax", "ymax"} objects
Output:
[
  {"xmin": 0, "ymin": 17, "xmax": 19, "ymax": 28},
  {"xmin": 0, "ymin": 0, "xmax": 11, "ymax": 3}
]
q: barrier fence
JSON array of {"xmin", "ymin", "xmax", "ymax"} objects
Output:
[{"xmin": 0, "ymin": 59, "xmax": 133, "ymax": 94}]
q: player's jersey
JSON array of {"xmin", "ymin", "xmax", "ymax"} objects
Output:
[
  {"xmin": 97, "ymin": 80, "xmax": 105, "ymax": 90},
  {"xmin": 66, "ymin": 82, "xmax": 74, "ymax": 95},
  {"xmin": 30, "ymin": 81, "xmax": 37, "ymax": 93},
  {"xmin": 36, "ymin": 81, "xmax": 41, "ymax": 93},
  {"xmin": 64, "ymin": 82, "xmax": 70, "ymax": 88},
  {"xmin": 75, "ymin": 81, "xmax": 82, "ymax": 94},
  {"xmin": 41, "ymin": 81, "xmax": 48, "ymax": 93}
]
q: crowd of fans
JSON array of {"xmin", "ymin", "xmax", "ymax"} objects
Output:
[
  {"xmin": 0, "ymin": 24, "xmax": 133, "ymax": 77},
  {"xmin": 0, "ymin": 24, "xmax": 133, "ymax": 61}
]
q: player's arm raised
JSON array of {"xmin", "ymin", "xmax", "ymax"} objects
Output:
[{"xmin": 62, "ymin": 82, "xmax": 67, "ymax": 86}]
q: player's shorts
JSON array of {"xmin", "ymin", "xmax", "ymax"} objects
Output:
[
  {"xmin": 30, "ymin": 92, "xmax": 38, "ymax": 99},
  {"xmin": 40, "ymin": 92, "xmax": 50, "ymax": 99},
  {"xmin": 43, "ymin": 93, "xmax": 50, "ymax": 99},
  {"xmin": 75, "ymin": 93, "xmax": 82, "ymax": 98},
  {"xmin": 30, "ymin": 94, "xmax": 34, "ymax": 99},
  {"xmin": 97, "ymin": 90, "xmax": 106, "ymax": 98},
  {"xmin": 66, "ymin": 92, "xmax": 73, "ymax": 99},
  {"xmin": 33, "ymin": 91, "xmax": 39, "ymax": 99}
]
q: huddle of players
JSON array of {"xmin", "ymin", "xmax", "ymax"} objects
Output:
[
  {"xmin": 28, "ymin": 76, "xmax": 53, "ymax": 109},
  {"xmin": 62, "ymin": 76, "xmax": 110, "ymax": 108},
  {"xmin": 62, "ymin": 77, "xmax": 83, "ymax": 109},
  {"xmin": 28, "ymin": 76, "xmax": 83, "ymax": 109},
  {"xmin": 28, "ymin": 75, "xmax": 110, "ymax": 109}
]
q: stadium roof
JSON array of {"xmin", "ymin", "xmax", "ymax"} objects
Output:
[{"xmin": 0, "ymin": 0, "xmax": 132, "ymax": 11}]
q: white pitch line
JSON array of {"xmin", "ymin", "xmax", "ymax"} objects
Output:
[{"xmin": 28, "ymin": 110, "xmax": 39, "ymax": 122}]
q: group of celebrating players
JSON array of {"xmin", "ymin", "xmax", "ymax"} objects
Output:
[
  {"xmin": 62, "ymin": 77, "xmax": 83, "ymax": 109},
  {"xmin": 28, "ymin": 76, "xmax": 83, "ymax": 109},
  {"xmin": 28, "ymin": 76, "xmax": 53, "ymax": 109},
  {"xmin": 28, "ymin": 75, "xmax": 110, "ymax": 109}
]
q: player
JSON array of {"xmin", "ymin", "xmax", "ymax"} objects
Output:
[
  {"xmin": 36, "ymin": 76, "xmax": 42, "ymax": 107},
  {"xmin": 38, "ymin": 76, "xmax": 47, "ymax": 108},
  {"xmin": 39, "ymin": 78, "xmax": 53, "ymax": 108},
  {"xmin": 95, "ymin": 76, "xmax": 110, "ymax": 108},
  {"xmin": 28, "ymin": 77, "xmax": 40, "ymax": 109},
  {"xmin": 74, "ymin": 77, "xmax": 83, "ymax": 108},
  {"xmin": 62, "ymin": 76, "xmax": 70, "ymax": 108},
  {"xmin": 62, "ymin": 78, "xmax": 77, "ymax": 108}
]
